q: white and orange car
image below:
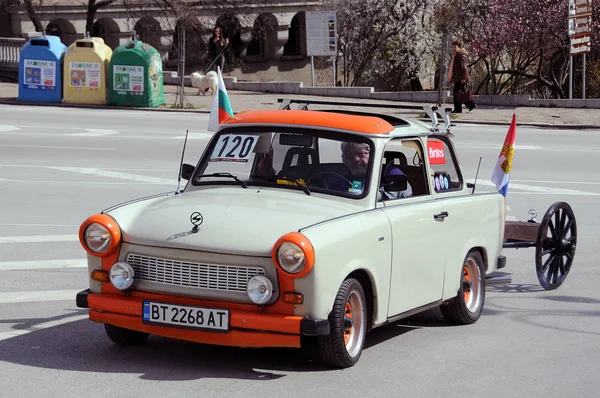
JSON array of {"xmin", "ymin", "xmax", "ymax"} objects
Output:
[{"xmin": 76, "ymin": 100, "xmax": 506, "ymax": 368}]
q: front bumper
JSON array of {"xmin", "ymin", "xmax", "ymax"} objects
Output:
[{"xmin": 76, "ymin": 289, "xmax": 329, "ymax": 348}]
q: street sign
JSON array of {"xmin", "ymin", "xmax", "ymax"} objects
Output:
[
  {"xmin": 306, "ymin": 11, "xmax": 337, "ymax": 57},
  {"xmin": 568, "ymin": 0, "xmax": 593, "ymax": 54}
]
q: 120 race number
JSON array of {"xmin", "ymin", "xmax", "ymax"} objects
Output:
[{"xmin": 209, "ymin": 134, "xmax": 259, "ymax": 163}]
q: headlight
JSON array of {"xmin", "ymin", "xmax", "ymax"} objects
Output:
[
  {"xmin": 79, "ymin": 214, "xmax": 121, "ymax": 257},
  {"xmin": 276, "ymin": 242, "xmax": 306, "ymax": 274},
  {"xmin": 246, "ymin": 275, "xmax": 273, "ymax": 305},
  {"xmin": 84, "ymin": 223, "xmax": 111, "ymax": 254},
  {"xmin": 109, "ymin": 262, "xmax": 135, "ymax": 290}
]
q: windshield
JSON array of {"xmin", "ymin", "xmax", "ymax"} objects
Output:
[{"xmin": 191, "ymin": 128, "xmax": 374, "ymax": 198}]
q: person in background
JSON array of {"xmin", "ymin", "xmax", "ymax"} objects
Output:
[
  {"xmin": 448, "ymin": 40, "xmax": 476, "ymax": 113},
  {"xmin": 209, "ymin": 26, "xmax": 229, "ymax": 73}
]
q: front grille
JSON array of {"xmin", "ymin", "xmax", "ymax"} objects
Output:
[{"xmin": 127, "ymin": 253, "xmax": 266, "ymax": 292}]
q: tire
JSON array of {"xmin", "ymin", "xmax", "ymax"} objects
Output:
[
  {"xmin": 317, "ymin": 278, "xmax": 367, "ymax": 368},
  {"xmin": 440, "ymin": 250, "xmax": 485, "ymax": 325},
  {"xmin": 104, "ymin": 324, "xmax": 150, "ymax": 346}
]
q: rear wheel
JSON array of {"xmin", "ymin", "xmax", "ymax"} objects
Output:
[
  {"xmin": 440, "ymin": 251, "xmax": 485, "ymax": 325},
  {"xmin": 318, "ymin": 278, "xmax": 367, "ymax": 368},
  {"xmin": 104, "ymin": 324, "xmax": 149, "ymax": 346}
]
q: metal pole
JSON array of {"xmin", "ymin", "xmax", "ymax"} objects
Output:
[
  {"xmin": 569, "ymin": 54, "xmax": 573, "ymax": 100},
  {"xmin": 333, "ymin": 56, "xmax": 336, "ymax": 86},
  {"xmin": 583, "ymin": 53, "xmax": 586, "ymax": 99},
  {"xmin": 437, "ymin": 29, "xmax": 448, "ymax": 106},
  {"xmin": 311, "ymin": 56, "xmax": 315, "ymax": 87}
]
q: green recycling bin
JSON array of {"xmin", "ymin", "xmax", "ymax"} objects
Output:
[{"xmin": 108, "ymin": 40, "xmax": 165, "ymax": 107}]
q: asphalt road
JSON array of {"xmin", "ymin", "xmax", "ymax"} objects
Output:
[{"xmin": 1, "ymin": 104, "xmax": 599, "ymax": 397}]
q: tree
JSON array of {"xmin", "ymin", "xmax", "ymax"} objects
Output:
[
  {"xmin": 326, "ymin": 0, "xmax": 433, "ymax": 89},
  {"xmin": 85, "ymin": 0, "xmax": 117, "ymax": 36},
  {"xmin": 467, "ymin": 0, "xmax": 572, "ymax": 98}
]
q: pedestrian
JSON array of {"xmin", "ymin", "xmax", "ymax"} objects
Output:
[
  {"xmin": 448, "ymin": 40, "xmax": 476, "ymax": 113},
  {"xmin": 208, "ymin": 25, "xmax": 229, "ymax": 73}
]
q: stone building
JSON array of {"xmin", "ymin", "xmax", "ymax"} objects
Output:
[{"xmin": 0, "ymin": 0, "xmax": 325, "ymax": 85}]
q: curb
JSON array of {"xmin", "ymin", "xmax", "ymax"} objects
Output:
[{"xmin": 0, "ymin": 97, "xmax": 597, "ymax": 130}]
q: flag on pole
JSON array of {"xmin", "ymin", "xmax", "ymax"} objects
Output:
[
  {"xmin": 207, "ymin": 66, "xmax": 234, "ymax": 132},
  {"xmin": 491, "ymin": 113, "xmax": 517, "ymax": 197}
]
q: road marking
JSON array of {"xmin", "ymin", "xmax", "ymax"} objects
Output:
[
  {"xmin": 170, "ymin": 132, "xmax": 213, "ymax": 140},
  {"xmin": 0, "ymin": 259, "xmax": 86, "ymax": 271},
  {"xmin": 0, "ymin": 144, "xmax": 115, "ymax": 150},
  {"xmin": 474, "ymin": 180, "xmax": 600, "ymax": 196},
  {"xmin": 69, "ymin": 129, "xmax": 120, "ymax": 137},
  {"xmin": 0, "ymin": 235, "xmax": 78, "ymax": 244},
  {"xmin": 47, "ymin": 166, "xmax": 175, "ymax": 185},
  {"xmin": 0, "ymin": 125, "xmax": 21, "ymax": 132},
  {"xmin": 0, "ymin": 313, "xmax": 89, "ymax": 342},
  {"xmin": 0, "ymin": 177, "xmax": 173, "ymax": 185},
  {"xmin": 0, "ymin": 223, "xmax": 79, "ymax": 227},
  {"xmin": 0, "ymin": 289, "xmax": 82, "ymax": 304}
]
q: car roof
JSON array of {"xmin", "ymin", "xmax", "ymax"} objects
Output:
[{"xmin": 219, "ymin": 109, "xmax": 433, "ymax": 138}]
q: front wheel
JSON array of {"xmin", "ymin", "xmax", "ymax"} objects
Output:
[
  {"xmin": 104, "ymin": 324, "xmax": 149, "ymax": 346},
  {"xmin": 317, "ymin": 278, "xmax": 367, "ymax": 368},
  {"xmin": 440, "ymin": 250, "xmax": 486, "ymax": 325}
]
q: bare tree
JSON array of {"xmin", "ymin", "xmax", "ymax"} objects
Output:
[{"xmin": 85, "ymin": 0, "xmax": 117, "ymax": 35}]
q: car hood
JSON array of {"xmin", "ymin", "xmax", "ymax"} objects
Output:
[{"xmin": 106, "ymin": 187, "xmax": 362, "ymax": 257}]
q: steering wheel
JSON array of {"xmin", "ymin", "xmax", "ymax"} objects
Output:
[{"xmin": 307, "ymin": 172, "xmax": 353, "ymax": 190}]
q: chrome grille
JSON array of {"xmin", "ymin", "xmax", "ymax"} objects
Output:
[{"xmin": 127, "ymin": 254, "xmax": 266, "ymax": 292}]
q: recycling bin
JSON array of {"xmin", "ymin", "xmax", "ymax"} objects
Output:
[
  {"xmin": 108, "ymin": 40, "xmax": 165, "ymax": 107},
  {"xmin": 62, "ymin": 37, "xmax": 112, "ymax": 105},
  {"xmin": 18, "ymin": 35, "xmax": 66, "ymax": 103}
]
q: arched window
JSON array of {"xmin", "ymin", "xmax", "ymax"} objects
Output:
[{"xmin": 283, "ymin": 15, "xmax": 300, "ymax": 56}]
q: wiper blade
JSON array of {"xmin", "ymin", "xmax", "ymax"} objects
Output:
[
  {"xmin": 255, "ymin": 176, "xmax": 311, "ymax": 196},
  {"xmin": 199, "ymin": 173, "xmax": 247, "ymax": 188}
]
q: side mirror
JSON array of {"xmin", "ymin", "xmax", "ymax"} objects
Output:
[
  {"xmin": 381, "ymin": 174, "xmax": 408, "ymax": 192},
  {"xmin": 180, "ymin": 163, "xmax": 195, "ymax": 180}
]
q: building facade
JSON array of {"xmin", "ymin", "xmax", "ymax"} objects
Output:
[{"xmin": 1, "ymin": 0, "xmax": 326, "ymax": 84}]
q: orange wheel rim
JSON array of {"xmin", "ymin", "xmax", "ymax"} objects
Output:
[
  {"xmin": 344, "ymin": 300, "xmax": 353, "ymax": 344},
  {"xmin": 463, "ymin": 265, "xmax": 471, "ymax": 303}
]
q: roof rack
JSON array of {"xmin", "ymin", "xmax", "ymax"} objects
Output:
[{"xmin": 277, "ymin": 98, "xmax": 454, "ymax": 135}]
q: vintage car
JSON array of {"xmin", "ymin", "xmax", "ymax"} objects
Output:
[{"xmin": 75, "ymin": 100, "xmax": 506, "ymax": 368}]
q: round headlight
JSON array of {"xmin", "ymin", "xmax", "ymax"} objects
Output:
[
  {"xmin": 276, "ymin": 242, "xmax": 306, "ymax": 274},
  {"xmin": 109, "ymin": 262, "xmax": 135, "ymax": 290},
  {"xmin": 247, "ymin": 275, "xmax": 273, "ymax": 305},
  {"xmin": 84, "ymin": 223, "xmax": 111, "ymax": 254}
]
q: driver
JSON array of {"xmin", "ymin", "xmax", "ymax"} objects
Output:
[{"xmin": 328, "ymin": 142, "xmax": 412, "ymax": 199}]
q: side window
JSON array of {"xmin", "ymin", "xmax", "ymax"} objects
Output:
[
  {"xmin": 379, "ymin": 139, "xmax": 430, "ymax": 201},
  {"xmin": 426, "ymin": 137, "xmax": 463, "ymax": 193}
]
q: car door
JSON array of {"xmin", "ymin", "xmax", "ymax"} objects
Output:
[{"xmin": 379, "ymin": 138, "xmax": 448, "ymax": 317}]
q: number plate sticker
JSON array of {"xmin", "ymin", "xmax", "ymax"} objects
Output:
[
  {"xmin": 209, "ymin": 134, "xmax": 259, "ymax": 163},
  {"xmin": 142, "ymin": 301, "xmax": 230, "ymax": 332}
]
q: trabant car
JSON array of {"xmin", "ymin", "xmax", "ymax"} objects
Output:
[{"xmin": 75, "ymin": 100, "xmax": 506, "ymax": 368}]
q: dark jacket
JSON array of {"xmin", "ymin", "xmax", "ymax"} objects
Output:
[
  {"xmin": 451, "ymin": 50, "xmax": 470, "ymax": 83},
  {"xmin": 209, "ymin": 35, "xmax": 227, "ymax": 59}
]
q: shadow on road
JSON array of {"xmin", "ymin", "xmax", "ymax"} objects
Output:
[{"xmin": 0, "ymin": 308, "xmax": 454, "ymax": 379}]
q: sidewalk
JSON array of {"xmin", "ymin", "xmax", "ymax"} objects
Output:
[{"xmin": 2, "ymin": 82, "xmax": 600, "ymax": 129}]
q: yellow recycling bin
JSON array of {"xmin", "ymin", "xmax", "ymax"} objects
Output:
[{"xmin": 63, "ymin": 37, "xmax": 113, "ymax": 105}]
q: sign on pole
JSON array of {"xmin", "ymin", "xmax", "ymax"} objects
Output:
[
  {"xmin": 569, "ymin": 0, "xmax": 593, "ymax": 55},
  {"xmin": 306, "ymin": 11, "xmax": 337, "ymax": 86},
  {"xmin": 306, "ymin": 11, "xmax": 337, "ymax": 56}
]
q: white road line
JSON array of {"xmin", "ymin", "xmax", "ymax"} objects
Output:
[
  {"xmin": 0, "ymin": 314, "xmax": 89, "ymax": 342},
  {"xmin": 0, "ymin": 125, "xmax": 22, "ymax": 132},
  {"xmin": 69, "ymin": 129, "xmax": 120, "ymax": 137},
  {"xmin": 0, "ymin": 144, "xmax": 115, "ymax": 150},
  {"xmin": 170, "ymin": 133, "xmax": 213, "ymax": 140},
  {"xmin": 0, "ymin": 223, "xmax": 79, "ymax": 227},
  {"xmin": 0, "ymin": 177, "xmax": 173, "ymax": 185},
  {"xmin": 0, "ymin": 289, "xmax": 82, "ymax": 304},
  {"xmin": 46, "ymin": 166, "xmax": 175, "ymax": 185},
  {"xmin": 0, "ymin": 235, "xmax": 78, "ymax": 244},
  {"xmin": 475, "ymin": 180, "xmax": 600, "ymax": 196},
  {"xmin": 0, "ymin": 259, "xmax": 87, "ymax": 271},
  {"xmin": 0, "ymin": 164, "xmax": 173, "ymax": 172}
]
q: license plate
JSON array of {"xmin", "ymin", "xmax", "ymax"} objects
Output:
[{"xmin": 142, "ymin": 301, "xmax": 229, "ymax": 332}]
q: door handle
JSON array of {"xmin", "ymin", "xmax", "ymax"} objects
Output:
[{"xmin": 434, "ymin": 211, "xmax": 448, "ymax": 221}]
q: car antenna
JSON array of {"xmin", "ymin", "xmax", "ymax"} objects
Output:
[
  {"xmin": 175, "ymin": 129, "xmax": 190, "ymax": 195},
  {"xmin": 472, "ymin": 156, "xmax": 482, "ymax": 194}
]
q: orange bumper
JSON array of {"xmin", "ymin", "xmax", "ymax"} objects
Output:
[{"xmin": 76, "ymin": 289, "xmax": 329, "ymax": 348}]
